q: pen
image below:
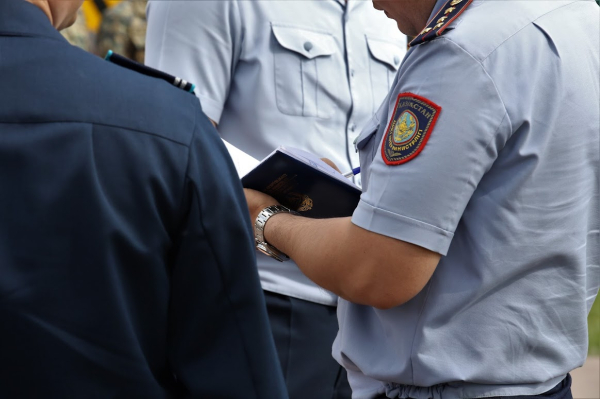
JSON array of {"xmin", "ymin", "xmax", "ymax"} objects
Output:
[{"xmin": 343, "ymin": 167, "xmax": 361, "ymax": 178}]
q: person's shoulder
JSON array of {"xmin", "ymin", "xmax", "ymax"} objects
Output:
[
  {"xmin": 56, "ymin": 44, "xmax": 200, "ymax": 146},
  {"xmin": 423, "ymin": 1, "xmax": 581, "ymax": 61}
]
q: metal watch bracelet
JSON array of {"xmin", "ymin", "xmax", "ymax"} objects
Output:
[{"xmin": 254, "ymin": 205, "xmax": 299, "ymax": 262}]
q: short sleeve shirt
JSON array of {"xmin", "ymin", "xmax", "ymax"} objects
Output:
[
  {"xmin": 335, "ymin": 0, "xmax": 600, "ymax": 397},
  {"xmin": 146, "ymin": 0, "xmax": 406, "ymax": 305}
]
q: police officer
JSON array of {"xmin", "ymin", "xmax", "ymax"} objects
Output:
[
  {"xmin": 145, "ymin": 2, "xmax": 406, "ymax": 398},
  {"xmin": 244, "ymin": 0, "xmax": 600, "ymax": 398},
  {"xmin": 0, "ymin": 0, "xmax": 286, "ymax": 397}
]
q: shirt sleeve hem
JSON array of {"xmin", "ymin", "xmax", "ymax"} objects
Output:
[
  {"xmin": 196, "ymin": 94, "xmax": 225, "ymax": 125},
  {"xmin": 351, "ymin": 200, "xmax": 454, "ymax": 256}
]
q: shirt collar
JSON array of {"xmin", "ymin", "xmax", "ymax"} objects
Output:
[
  {"xmin": 0, "ymin": 0, "xmax": 67, "ymax": 43},
  {"xmin": 428, "ymin": 0, "xmax": 452, "ymax": 24}
]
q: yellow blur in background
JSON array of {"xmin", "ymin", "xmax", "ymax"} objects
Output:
[{"xmin": 81, "ymin": 0, "xmax": 122, "ymax": 33}]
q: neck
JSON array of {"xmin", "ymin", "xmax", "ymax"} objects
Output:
[
  {"xmin": 392, "ymin": 0, "xmax": 438, "ymax": 37},
  {"xmin": 416, "ymin": 0, "xmax": 439, "ymax": 32},
  {"xmin": 25, "ymin": 0, "xmax": 53, "ymax": 26}
]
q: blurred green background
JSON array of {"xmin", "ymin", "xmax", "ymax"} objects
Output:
[{"xmin": 589, "ymin": 298, "xmax": 599, "ymax": 355}]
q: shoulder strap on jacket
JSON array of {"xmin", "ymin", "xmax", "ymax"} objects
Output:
[{"xmin": 409, "ymin": 0, "xmax": 474, "ymax": 47}]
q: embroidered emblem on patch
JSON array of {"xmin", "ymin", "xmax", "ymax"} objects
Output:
[{"xmin": 381, "ymin": 93, "xmax": 441, "ymax": 165}]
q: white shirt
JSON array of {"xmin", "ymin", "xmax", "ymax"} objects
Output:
[{"xmin": 146, "ymin": 0, "xmax": 406, "ymax": 306}]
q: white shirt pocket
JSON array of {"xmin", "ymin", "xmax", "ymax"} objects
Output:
[
  {"xmin": 271, "ymin": 24, "xmax": 338, "ymax": 118},
  {"xmin": 365, "ymin": 36, "xmax": 403, "ymax": 113}
]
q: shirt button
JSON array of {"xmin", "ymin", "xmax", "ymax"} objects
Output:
[
  {"xmin": 394, "ymin": 56, "xmax": 400, "ymax": 65},
  {"xmin": 350, "ymin": 69, "xmax": 355, "ymax": 77},
  {"xmin": 304, "ymin": 42, "xmax": 313, "ymax": 52}
]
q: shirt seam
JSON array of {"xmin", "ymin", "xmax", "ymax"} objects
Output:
[
  {"xmin": 195, "ymin": 94, "xmax": 225, "ymax": 125},
  {"xmin": 439, "ymin": 37, "xmax": 511, "ymax": 128},
  {"xmin": 359, "ymin": 199, "xmax": 454, "ymax": 235},
  {"xmin": 189, "ymin": 186, "xmax": 262, "ymax": 399},
  {"xmin": 0, "ymin": 120, "xmax": 190, "ymax": 147},
  {"xmin": 220, "ymin": 0, "xmax": 243, "ymax": 114},
  {"xmin": 480, "ymin": 1, "xmax": 579, "ymax": 62},
  {"xmin": 260, "ymin": 283, "xmax": 337, "ymax": 306},
  {"xmin": 155, "ymin": 1, "xmax": 173, "ymax": 73},
  {"xmin": 177, "ymin": 107, "xmax": 198, "ymax": 237},
  {"xmin": 0, "ymin": 31, "xmax": 65, "ymax": 43},
  {"xmin": 366, "ymin": 35, "xmax": 401, "ymax": 70},
  {"xmin": 435, "ymin": 38, "xmax": 512, "ymax": 228},
  {"xmin": 187, "ymin": 115, "xmax": 262, "ymax": 399},
  {"xmin": 365, "ymin": 35, "xmax": 404, "ymax": 47},
  {"xmin": 270, "ymin": 23, "xmax": 334, "ymax": 36},
  {"xmin": 410, "ymin": 280, "xmax": 434, "ymax": 387},
  {"xmin": 233, "ymin": 0, "xmax": 244, "ymax": 69}
]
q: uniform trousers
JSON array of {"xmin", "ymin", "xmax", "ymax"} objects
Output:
[
  {"xmin": 375, "ymin": 374, "xmax": 572, "ymax": 399},
  {"xmin": 264, "ymin": 291, "xmax": 351, "ymax": 399}
]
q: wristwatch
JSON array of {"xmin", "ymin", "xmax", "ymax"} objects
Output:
[{"xmin": 254, "ymin": 205, "xmax": 298, "ymax": 262}]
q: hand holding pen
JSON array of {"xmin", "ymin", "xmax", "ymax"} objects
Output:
[{"xmin": 343, "ymin": 167, "xmax": 361, "ymax": 178}]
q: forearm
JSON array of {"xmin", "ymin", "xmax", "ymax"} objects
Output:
[
  {"xmin": 264, "ymin": 215, "xmax": 357, "ymax": 300},
  {"xmin": 244, "ymin": 187, "xmax": 440, "ymax": 308},
  {"xmin": 262, "ymin": 213, "xmax": 436, "ymax": 308}
]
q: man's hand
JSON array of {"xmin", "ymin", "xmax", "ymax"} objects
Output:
[
  {"xmin": 243, "ymin": 189, "xmax": 440, "ymax": 309},
  {"xmin": 243, "ymin": 189, "xmax": 280, "ymax": 225},
  {"xmin": 244, "ymin": 158, "xmax": 338, "ymax": 225},
  {"xmin": 320, "ymin": 158, "xmax": 341, "ymax": 173}
]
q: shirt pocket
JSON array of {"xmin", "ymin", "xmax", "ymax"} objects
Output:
[
  {"xmin": 272, "ymin": 24, "xmax": 338, "ymax": 118},
  {"xmin": 355, "ymin": 120, "xmax": 381, "ymax": 191},
  {"xmin": 365, "ymin": 36, "xmax": 403, "ymax": 113}
]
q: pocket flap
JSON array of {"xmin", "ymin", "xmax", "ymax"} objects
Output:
[
  {"xmin": 354, "ymin": 119, "xmax": 380, "ymax": 151},
  {"xmin": 366, "ymin": 37, "xmax": 403, "ymax": 70},
  {"xmin": 272, "ymin": 24, "xmax": 336, "ymax": 59}
]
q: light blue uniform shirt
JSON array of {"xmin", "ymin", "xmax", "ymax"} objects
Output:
[
  {"xmin": 146, "ymin": 0, "xmax": 406, "ymax": 306},
  {"xmin": 336, "ymin": 0, "xmax": 600, "ymax": 397}
]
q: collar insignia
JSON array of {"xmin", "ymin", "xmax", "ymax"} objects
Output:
[
  {"xmin": 381, "ymin": 93, "xmax": 441, "ymax": 166},
  {"xmin": 409, "ymin": 0, "xmax": 474, "ymax": 47}
]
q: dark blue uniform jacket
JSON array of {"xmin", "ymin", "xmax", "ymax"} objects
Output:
[{"xmin": 0, "ymin": 1, "xmax": 287, "ymax": 397}]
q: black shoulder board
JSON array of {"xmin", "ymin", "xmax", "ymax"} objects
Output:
[
  {"xmin": 409, "ymin": 0, "xmax": 474, "ymax": 48},
  {"xmin": 105, "ymin": 50, "xmax": 196, "ymax": 95}
]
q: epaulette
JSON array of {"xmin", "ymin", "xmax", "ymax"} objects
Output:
[
  {"xmin": 409, "ymin": 0, "xmax": 474, "ymax": 47},
  {"xmin": 104, "ymin": 50, "xmax": 196, "ymax": 95}
]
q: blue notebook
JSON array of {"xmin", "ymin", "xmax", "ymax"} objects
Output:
[{"xmin": 242, "ymin": 147, "xmax": 361, "ymax": 219}]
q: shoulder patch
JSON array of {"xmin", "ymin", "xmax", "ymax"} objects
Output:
[
  {"xmin": 409, "ymin": 0, "xmax": 474, "ymax": 47},
  {"xmin": 381, "ymin": 93, "xmax": 441, "ymax": 166}
]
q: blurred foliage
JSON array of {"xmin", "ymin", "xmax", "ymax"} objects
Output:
[{"xmin": 589, "ymin": 297, "xmax": 600, "ymax": 355}]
